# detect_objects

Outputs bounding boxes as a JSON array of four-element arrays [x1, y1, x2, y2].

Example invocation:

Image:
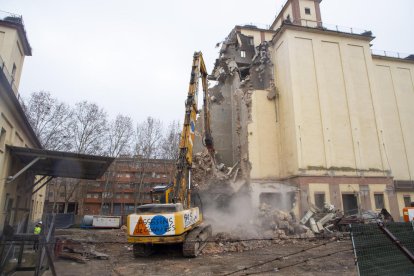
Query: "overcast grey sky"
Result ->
[[2, 0, 414, 124]]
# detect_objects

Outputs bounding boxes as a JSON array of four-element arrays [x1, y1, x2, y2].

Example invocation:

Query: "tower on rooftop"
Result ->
[[0, 11, 32, 94], [270, 0, 322, 30]]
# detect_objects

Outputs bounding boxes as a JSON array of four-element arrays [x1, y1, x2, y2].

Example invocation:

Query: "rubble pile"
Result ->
[[257, 203, 314, 239], [191, 151, 216, 190], [299, 203, 395, 235], [191, 150, 235, 192], [54, 228, 125, 263], [202, 232, 273, 254], [299, 203, 342, 234], [202, 203, 317, 254], [55, 238, 109, 263]]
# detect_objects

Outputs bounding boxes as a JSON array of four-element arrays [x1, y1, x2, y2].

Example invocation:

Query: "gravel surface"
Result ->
[[41, 229, 356, 276]]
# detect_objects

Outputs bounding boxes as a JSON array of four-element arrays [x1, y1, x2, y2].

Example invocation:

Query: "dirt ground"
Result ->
[[39, 229, 356, 276]]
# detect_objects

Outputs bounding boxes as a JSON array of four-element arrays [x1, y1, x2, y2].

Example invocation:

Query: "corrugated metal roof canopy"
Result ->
[[7, 145, 114, 180]]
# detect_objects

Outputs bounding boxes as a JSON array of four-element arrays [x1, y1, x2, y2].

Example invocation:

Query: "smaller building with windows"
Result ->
[[44, 156, 175, 217]]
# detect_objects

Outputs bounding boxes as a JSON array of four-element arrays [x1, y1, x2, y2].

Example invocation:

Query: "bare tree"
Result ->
[[106, 114, 134, 157], [99, 115, 134, 214], [58, 178, 82, 213], [159, 120, 181, 160], [21, 91, 72, 151], [48, 178, 81, 214], [69, 101, 108, 155], [135, 117, 163, 159], [134, 117, 163, 209]]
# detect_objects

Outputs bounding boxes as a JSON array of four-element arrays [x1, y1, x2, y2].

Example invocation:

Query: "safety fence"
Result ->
[[351, 222, 414, 276]]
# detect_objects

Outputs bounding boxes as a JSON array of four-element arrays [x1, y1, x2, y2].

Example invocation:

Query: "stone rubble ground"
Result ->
[[46, 228, 355, 276]]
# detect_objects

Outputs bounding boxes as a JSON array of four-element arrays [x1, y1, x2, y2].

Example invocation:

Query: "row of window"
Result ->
[[86, 192, 151, 200], [115, 172, 168, 179], [47, 182, 166, 195], [115, 162, 173, 169], [89, 182, 165, 190], [313, 192, 405, 210]]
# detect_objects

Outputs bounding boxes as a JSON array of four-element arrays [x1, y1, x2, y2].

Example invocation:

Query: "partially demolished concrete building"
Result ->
[[201, 0, 414, 220]]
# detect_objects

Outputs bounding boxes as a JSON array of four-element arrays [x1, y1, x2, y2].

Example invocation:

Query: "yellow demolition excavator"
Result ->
[[127, 52, 214, 257]]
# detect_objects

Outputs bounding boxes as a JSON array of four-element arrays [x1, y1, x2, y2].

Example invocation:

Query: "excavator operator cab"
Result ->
[[150, 184, 173, 204]]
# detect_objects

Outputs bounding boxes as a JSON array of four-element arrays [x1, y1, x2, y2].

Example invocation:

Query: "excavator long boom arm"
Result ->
[[172, 52, 213, 207]]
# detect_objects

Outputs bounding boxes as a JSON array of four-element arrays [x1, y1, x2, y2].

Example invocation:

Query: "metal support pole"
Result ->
[[31, 176, 54, 195], [30, 175, 47, 189], [7, 157, 42, 183], [377, 221, 414, 264], [25, 175, 47, 194]]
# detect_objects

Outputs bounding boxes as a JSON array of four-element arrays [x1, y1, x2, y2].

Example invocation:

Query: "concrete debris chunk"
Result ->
[[299, 203, 395, 234], [55, 238, 109, 263]]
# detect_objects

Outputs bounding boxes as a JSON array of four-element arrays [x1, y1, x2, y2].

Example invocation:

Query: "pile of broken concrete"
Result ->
[[192, 151, 216, 190], [192, 150, 236, 193], [299, 203, 342, 235], [202, 203, 316, 254], [257, 203, 314, 239]]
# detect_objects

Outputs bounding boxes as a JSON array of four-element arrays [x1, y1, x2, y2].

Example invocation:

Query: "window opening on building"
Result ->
[[4, 193, 9, 211], [374, 193, 385, 209], [0, 127, 6, 151], [403, 195, 411, 207], [11, 63, 16, 79], [248, 37, 254, 45], [314, 192, 325, 209], [305, 8, 311, 15], [342, 194, 358, 215], [259, 192, 295, 211], [240, 50, 246, 58]]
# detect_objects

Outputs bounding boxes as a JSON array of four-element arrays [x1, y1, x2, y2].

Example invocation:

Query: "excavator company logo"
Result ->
[[133, 216, 149, 236], [149, 215, 170, 235], [131, 215, 176, 236]]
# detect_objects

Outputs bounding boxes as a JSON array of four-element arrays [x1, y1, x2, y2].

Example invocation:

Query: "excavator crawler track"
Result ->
[[182, 224, 212, 257]]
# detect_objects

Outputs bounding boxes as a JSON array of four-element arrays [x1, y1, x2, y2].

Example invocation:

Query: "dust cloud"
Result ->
[[200, 185, 303, 239], [202, 191, 259, 237]]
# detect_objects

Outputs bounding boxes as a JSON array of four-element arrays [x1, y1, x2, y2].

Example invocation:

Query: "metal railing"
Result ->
[[240, 22, 271, 30], [299, 19, 372, 36], [0, 10, 23, 25], [371, 49, 414, 60]]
